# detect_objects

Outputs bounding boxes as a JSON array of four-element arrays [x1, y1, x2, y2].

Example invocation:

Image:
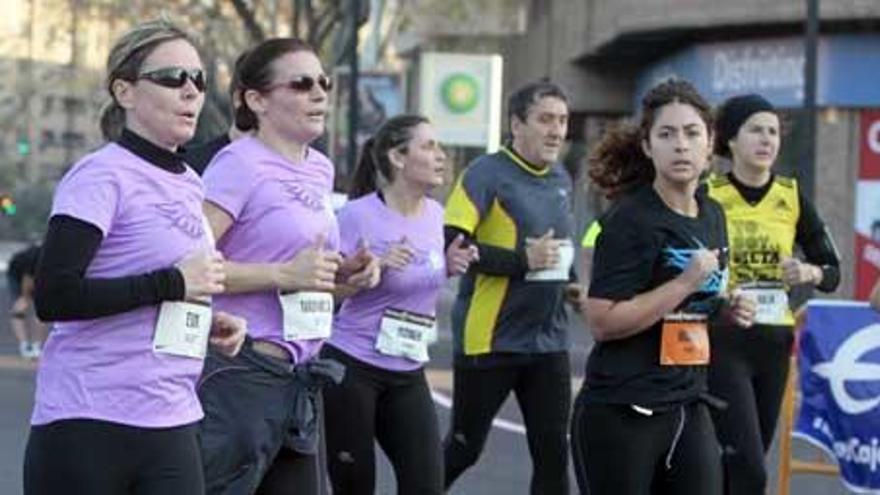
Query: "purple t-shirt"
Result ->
[[203, 136, 340, 363], [32, 143, 209, 428], [328, 193, 447, 371]]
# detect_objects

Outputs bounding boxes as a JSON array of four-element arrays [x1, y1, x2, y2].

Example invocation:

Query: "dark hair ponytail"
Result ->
[[349, 137, 380, 199], [589, 78, 713, 198], [348, 114, 429, 199], [99, 100, 127, 142]]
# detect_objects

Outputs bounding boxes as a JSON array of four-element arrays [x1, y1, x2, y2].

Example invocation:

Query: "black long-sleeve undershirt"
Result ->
[[34, 216, 185, 322], [443, 225, 578, 282], [34, 129, 189, 322], [727, 173, 840, 292]]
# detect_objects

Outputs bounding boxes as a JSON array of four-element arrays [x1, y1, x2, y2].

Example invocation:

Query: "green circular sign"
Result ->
[[440, 74, 480, 114]]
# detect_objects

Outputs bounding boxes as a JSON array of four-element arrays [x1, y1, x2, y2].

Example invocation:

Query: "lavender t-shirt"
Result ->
[[32, 143, 209, 428], [203, 136, 340, 363], [328, 193, 447, 371]]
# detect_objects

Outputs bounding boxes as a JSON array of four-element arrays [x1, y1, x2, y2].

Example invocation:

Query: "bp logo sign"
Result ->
[[440, 73, 479, 114], [418, 53, 502, 148]]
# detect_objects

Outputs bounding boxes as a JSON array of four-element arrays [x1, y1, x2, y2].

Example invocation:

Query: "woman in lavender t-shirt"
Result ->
[[198, 38, 380, 494], [321, 115, 478, 494], [23, 20, 246, 495]]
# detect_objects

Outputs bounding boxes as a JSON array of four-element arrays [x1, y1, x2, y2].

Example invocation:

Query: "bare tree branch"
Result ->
[[312, 2, 342, 47], [376, 6, 404, 65], [305, 0, 316, 34], [292, 0, 301, 38], [228, 0, 266, 42]]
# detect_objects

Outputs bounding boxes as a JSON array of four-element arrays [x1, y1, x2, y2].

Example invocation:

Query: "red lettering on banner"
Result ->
[[856, 111, 880, 299], [856, 234, 880, 300], [861, 111, 880, 180]]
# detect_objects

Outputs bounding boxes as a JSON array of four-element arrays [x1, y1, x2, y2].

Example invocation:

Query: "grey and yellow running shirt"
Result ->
[[445, 146, 574, 357]]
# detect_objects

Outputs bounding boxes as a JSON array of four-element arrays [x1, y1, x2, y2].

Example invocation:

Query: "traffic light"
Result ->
[[0, 195, 16, 216], [16, 137, 30, 156]]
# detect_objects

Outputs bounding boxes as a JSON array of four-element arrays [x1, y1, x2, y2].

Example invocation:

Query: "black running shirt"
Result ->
[[583, 184, 729, 407]]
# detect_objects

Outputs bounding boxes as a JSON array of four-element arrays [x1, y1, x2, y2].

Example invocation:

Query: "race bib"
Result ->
[[280, 291, 334, 341], [153, 215, 218, 359], [525, 239, 575, 282], [375, 308, 437, 363], [739, 282, 790, 325], [660, 313, 709, 366], [153, 300, 212, 359]]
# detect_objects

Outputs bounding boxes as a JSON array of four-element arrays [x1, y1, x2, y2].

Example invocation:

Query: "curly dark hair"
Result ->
[[589, 78, 713, 198]]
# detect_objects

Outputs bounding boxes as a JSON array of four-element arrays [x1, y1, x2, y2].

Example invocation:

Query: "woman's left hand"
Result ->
[[339, 245, 381, 290], [781, 257, 821, 286], [565, 283, 588, 314], [210, 311, 248, 357]]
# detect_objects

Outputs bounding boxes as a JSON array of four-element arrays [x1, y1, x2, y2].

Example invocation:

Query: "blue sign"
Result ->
[[637, 34, 880, 108], [794, 300, 880, 493]]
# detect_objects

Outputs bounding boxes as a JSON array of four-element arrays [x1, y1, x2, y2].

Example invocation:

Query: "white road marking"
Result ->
[[430, 389, 527, 435]]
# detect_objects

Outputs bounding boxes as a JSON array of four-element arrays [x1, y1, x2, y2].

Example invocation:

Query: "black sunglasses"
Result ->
[[138, 67, 206, 92], [268, 74, 333, 93]]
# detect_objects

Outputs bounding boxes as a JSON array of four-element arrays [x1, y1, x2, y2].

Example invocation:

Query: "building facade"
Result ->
[[403, 0, 880, 299]]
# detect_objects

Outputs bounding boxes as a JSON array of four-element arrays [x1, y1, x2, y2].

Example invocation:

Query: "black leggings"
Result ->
[[444, 352, 572, 494], [570, 398, 722, 495], [708, 323, 793, 495], [321, 345, 443, 495], [23, 419, 203, 495]]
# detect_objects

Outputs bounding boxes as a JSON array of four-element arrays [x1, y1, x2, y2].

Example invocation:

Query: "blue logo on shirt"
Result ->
[[662, 241, 728, 295]]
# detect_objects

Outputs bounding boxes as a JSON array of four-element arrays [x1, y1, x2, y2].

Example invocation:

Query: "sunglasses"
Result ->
[[137, 67, 207, 92], [267, 74, 333, 93]]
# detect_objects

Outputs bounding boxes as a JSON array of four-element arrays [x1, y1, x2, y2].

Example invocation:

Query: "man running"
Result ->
[[443, 80, 577, 494], [6, 244, 45, 359]]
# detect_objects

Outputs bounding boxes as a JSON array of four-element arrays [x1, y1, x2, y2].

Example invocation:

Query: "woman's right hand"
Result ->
[[273, 235, 342, 292], [679, 249, 719, 291], [177, 249, 226, 300], [726, 291, 757, 328], [381, 237, 416, 270]]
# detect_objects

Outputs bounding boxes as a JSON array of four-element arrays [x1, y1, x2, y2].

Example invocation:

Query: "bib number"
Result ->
[[375, 308, 436, 363], [525, 239, 574, 282], [153, 300, 212, 359], [280, 291, 334, 341], [739, 283, 789, 325], [660, 313, 709, 366]]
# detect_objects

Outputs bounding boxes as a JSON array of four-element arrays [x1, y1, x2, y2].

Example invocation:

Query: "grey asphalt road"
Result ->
[[0, 278, 851, 494]]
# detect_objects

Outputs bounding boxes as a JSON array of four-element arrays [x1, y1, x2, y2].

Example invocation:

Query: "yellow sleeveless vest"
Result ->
[[708, 175, 800, 325]]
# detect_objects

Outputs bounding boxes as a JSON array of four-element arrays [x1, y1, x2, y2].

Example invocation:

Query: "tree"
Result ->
[[19, 0, 374, 138]]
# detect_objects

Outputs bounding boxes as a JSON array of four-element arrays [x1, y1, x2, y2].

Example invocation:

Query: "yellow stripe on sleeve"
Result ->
[[444, 174, 481, 234]]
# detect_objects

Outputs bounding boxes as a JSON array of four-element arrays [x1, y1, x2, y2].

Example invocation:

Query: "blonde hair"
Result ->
[[100, 18, 199, 141]]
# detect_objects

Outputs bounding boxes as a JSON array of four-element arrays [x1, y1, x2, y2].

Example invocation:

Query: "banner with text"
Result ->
[[794, 300, 880, 493]]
